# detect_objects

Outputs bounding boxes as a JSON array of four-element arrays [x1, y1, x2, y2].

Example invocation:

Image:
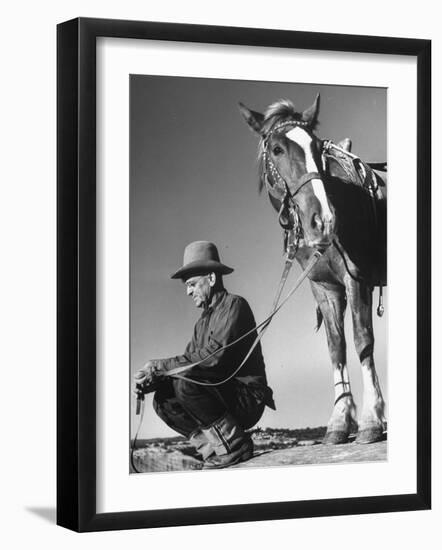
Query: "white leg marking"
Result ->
[[286, 127, 333, 222], [360, 359, 386, 427]]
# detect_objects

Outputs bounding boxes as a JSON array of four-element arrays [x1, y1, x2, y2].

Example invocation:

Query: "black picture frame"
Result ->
[[57, 17, 431, 532]]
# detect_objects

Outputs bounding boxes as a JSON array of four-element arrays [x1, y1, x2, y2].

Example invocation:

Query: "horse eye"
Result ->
[[272, 145, 284, 156]]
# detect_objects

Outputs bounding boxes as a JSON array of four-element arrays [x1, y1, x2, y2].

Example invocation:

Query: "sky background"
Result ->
[[130, 75, 387, 439]]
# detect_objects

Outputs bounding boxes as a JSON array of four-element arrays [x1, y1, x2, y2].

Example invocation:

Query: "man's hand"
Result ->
[[133, 359, 166, 395]]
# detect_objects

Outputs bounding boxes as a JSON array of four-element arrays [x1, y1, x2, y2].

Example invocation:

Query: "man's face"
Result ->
[[185, 274, 213, 308]]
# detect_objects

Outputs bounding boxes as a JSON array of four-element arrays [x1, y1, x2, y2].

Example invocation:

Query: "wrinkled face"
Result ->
[[268, 126, 335, 249], [184, 274, 214, 308]]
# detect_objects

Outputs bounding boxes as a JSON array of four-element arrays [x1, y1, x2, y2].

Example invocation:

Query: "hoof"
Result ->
[[322, 430, 349, 445], [355, 427, 385, 444]]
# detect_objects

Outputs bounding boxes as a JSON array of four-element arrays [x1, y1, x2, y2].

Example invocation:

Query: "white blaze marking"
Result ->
[[285, 127, 333, 222]]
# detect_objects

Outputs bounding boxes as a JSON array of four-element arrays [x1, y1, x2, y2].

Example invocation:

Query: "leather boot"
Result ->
[[188, 430, 215, 461], [201, 413, 254, 469]]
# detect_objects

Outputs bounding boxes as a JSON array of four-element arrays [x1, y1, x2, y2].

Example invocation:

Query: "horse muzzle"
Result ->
[[312, 240, 332, 253], [303, 211, 334, 252]]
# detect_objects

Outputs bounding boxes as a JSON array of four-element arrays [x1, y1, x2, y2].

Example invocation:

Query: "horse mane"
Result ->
[[257, 99, 319, 193]]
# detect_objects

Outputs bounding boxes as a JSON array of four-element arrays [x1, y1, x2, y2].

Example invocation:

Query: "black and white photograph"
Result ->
[[0, 0, 437, 543], [130, 76, 388, 474]]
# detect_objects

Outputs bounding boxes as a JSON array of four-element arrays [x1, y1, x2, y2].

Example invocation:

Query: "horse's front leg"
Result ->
[[310, 281, 357, 445], [346, 278, 386, 444]]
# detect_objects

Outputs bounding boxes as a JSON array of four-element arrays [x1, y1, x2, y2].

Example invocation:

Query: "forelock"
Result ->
[[262, 100, 302, 133]]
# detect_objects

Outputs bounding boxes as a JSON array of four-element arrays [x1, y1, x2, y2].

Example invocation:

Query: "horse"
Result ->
[[239, 94, 387, 444]]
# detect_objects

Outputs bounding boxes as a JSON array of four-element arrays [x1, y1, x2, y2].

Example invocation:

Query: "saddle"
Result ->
[[323, 139, 386, 201], [323, 139, 387, 288]]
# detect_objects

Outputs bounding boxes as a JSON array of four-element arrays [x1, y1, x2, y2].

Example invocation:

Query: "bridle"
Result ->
[[262, 119, 325, 251], [262, 120, 323, 199]]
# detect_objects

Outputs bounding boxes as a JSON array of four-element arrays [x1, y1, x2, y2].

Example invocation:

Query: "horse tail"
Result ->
[[315, 306, 323, 332]]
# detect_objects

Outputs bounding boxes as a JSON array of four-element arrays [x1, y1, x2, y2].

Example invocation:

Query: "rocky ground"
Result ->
[[232, 440, 387, 469], [131, 430, 387, 473]]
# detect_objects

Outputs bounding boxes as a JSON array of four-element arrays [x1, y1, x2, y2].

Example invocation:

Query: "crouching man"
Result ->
[[134, 241, 275, 469]]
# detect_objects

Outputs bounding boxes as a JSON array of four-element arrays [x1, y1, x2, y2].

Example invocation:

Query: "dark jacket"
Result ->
[[162, 290, 275, 410]]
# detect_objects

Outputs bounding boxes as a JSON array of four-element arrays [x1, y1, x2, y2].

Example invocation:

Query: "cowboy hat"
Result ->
[[171, 241, 234, 280]]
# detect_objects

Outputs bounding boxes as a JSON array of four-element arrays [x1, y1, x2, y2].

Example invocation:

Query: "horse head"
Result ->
[[239, 94, 335, 251]]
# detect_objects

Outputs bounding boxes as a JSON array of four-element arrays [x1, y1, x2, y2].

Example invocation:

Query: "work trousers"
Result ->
[[153, 377, 265, 436]]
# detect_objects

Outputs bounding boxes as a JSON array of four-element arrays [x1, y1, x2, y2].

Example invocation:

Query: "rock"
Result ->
[[232, 440, 387, 468], [132, 448, 203, 473]]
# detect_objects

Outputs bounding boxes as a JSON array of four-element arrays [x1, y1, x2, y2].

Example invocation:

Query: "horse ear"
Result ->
[[238, 102, 265, 135], [302, 93, 320, 126]]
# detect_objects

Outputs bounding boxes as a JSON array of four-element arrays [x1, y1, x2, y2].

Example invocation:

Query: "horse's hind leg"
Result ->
[[346, 279, 386, 444], [310, 281, 357, 445]]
